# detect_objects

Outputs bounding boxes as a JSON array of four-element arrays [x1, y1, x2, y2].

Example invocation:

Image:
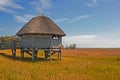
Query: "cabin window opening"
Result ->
[[52, 35, 59, 40]]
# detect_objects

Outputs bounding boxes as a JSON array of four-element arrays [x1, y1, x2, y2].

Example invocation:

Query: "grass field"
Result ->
[[0, 48, 120, 80]]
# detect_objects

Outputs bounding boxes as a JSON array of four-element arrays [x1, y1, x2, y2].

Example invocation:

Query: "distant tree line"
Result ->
[[0, 36, 21, 49], [65, 44, 76, 49], [0, 36, 21, 43], [0, 36, 14, 43]]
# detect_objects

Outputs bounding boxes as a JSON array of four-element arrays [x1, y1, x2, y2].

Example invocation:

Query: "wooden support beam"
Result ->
[[12, 49, 16, 58], [44, 50, 47, 60], [49, 49, 52, 61], [32, 49, 38, 61], [11, 40, 16, 58], [32, 49, 35, 61], [58, 51, 62, 60], [58, 52, 60, 60], [34, 50, 38, 61], [44, 50, 50, 60], [59, 49, 62, 60], [21, 49, 24, 59]]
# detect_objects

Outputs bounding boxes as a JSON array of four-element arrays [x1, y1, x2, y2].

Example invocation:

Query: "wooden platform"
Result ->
[[11, 40, 62, 61], [0, 39, 62, 61]]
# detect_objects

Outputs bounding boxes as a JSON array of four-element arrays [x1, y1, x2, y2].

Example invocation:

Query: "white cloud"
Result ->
[[85, 0, 97, 7], [54, 18, 70, 23], [66, 15, 91, 23], [0, 0, 22, 9], [63, 35, 120, 48], [0, 6, 14, 13], [0, 0, 23, 13], [92, 0, 97, 4], [31, 0, 52, 13], [41, 0, 52, 9], [14, 15, 35, 23], [85, 0, 113, 7], [54, 15, 90, 24]]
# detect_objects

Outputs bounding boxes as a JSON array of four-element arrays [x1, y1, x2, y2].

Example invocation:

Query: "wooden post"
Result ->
[[58, 51, 60, 60], [12, 40, 16, 58], [32, 49, 38, 61], [49, 35, 52, 61], [12, 49, 16, 58], [44, 50, 47, 60], [32, 49, 35, 61], [34, 49, 38, 61], [49, 49, 52, 61], [21, 48, 24, 59], [59, 48, 62, 60], [58, 45, 62, 60], [44, 50, 50, 60], [58, 51, 62, 60], [60, 38, 62, 60]]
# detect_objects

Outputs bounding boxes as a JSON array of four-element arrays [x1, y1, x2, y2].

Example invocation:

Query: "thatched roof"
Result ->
[[16, 14, 66, 36]]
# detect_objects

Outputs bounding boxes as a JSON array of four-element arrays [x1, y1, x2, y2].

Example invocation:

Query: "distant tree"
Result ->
[[0, 35, 21, 43], [5, 36, 14, 43], [65, 45, 69, 49], [0, 36, 5, 43], [70, 44, 73, 49], [65, 44, 76, 49], [73, 44, 76, 49], [14, 36, 21, 42]]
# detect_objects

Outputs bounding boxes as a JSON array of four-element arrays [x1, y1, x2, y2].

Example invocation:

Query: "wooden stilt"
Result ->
[[44, 50, 47, 60], [58, 52, 60, 60], [32, 49, 35, 61], [59, 49, 62, 60], [32, 49, 38, 61], [11, 40, 16, 58], [34, 49, 38, 61], [21, 49, 24, 59], [44, 50, 50, 60], [12, 49, 16, 58], [49, 49, 52, 60]]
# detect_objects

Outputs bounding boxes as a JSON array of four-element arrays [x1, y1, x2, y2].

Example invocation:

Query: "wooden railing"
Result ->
[[0, 41, 62, 61], [0, 41, 21, 50], [0, 42, 11, 50]]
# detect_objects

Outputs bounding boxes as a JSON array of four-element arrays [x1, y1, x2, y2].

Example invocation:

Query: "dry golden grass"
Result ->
[[0, 48, 120, 80]]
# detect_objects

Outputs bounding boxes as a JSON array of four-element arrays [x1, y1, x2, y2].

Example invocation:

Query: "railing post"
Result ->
[[11, 40, 16, 58], [20, 47, 24, 59], [32, 48, 38, 61]]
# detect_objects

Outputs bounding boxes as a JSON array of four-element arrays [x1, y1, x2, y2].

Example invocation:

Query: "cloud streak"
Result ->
[[54, 15, 90, 24], [54, 18, 70, 23], [85, 0, 113, 7], [85, 0, 97, 7], [14, 15, 35, 23], [0, 0, 23, 13], [31, 0, 52, 13], [66, 15, 91, 23]]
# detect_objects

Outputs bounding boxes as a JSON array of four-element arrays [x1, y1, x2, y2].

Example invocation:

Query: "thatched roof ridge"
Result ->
[[16, 15, 66, 36]]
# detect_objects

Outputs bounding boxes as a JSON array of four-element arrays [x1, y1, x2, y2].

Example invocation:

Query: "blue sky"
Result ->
[[0, 0, 120, 48]]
